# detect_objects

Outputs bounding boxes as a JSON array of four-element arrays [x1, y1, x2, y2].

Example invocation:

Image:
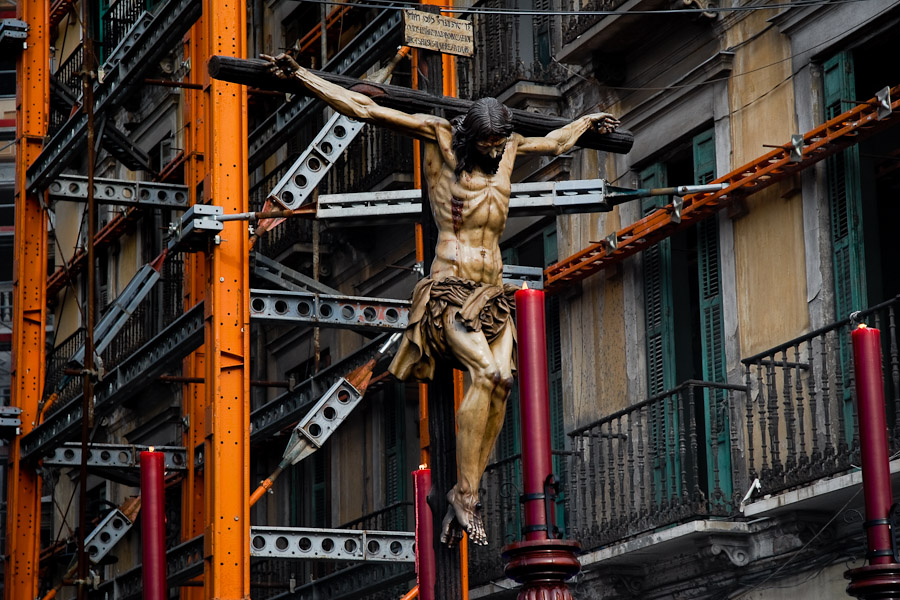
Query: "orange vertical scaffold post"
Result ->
[[201, 0, 250, 597], [181, 11, 209, 600], [5, 1, 48, 599]]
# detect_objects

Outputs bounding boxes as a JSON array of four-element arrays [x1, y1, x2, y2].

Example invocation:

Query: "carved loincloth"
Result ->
[[389, 276, 519, 382]]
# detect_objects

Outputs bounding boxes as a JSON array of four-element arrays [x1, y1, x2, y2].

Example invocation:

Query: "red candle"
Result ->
[[140, 448, 167, 599], [852, 324, 894, 565], [413, 466, 435, 600], [515, 285, 553, 541]]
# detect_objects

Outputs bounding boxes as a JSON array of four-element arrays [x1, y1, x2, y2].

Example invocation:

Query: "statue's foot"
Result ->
[[444, 487, 488, 546], [440, 507, 465, 547]]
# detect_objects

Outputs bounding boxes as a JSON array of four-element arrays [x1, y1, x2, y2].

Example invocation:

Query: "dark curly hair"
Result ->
[[451, 97, 514, 176]]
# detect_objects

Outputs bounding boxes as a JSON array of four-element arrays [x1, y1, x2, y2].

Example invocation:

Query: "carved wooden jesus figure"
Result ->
[[263, 53, 619, 546]]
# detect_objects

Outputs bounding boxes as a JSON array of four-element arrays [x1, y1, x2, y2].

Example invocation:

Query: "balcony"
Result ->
[[469, 294, 900, 588], [457, 1, 566, 104]]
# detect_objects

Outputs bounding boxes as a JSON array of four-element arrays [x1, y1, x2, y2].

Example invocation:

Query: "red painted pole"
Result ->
[[414, 466, 436, 600], [514, 286, 553, 541], [140, 449, 167, 600], [852, 324, 894, 565], [503, 286, 580, 600]]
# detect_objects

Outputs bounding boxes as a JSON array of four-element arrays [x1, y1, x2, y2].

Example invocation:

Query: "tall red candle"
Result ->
[[515, 285, 553, 541], [413, 466, 435, 600], [852, 324, 894, 565], [140, 449, 167, 599]]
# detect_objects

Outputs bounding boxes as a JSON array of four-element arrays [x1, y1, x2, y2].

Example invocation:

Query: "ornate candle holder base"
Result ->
[[846, 563, 900, 599], [503, 538, 581, 600]]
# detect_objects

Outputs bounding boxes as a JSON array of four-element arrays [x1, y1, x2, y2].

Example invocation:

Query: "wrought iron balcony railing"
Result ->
[[457, 1, 566, 101], [562, 0, 630, 46], [741, 294, 900, 496]]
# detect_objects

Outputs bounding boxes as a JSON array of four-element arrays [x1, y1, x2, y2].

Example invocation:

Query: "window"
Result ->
[[640, 127, 730, 503]]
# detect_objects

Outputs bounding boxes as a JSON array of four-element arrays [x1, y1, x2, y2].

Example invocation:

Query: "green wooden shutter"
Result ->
[[693, 129, 732, 504], [641, 163, 677, 395], [824, 51, 865, 443], [641, 163, 680, 501], [384, 385, 407, 528]]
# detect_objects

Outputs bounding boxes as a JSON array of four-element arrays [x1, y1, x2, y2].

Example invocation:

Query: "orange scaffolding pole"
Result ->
[[180, 11, 209, 600], [6, 0, 49, 598], [545, 83, 900, 292], [202, 0, 250, 597]]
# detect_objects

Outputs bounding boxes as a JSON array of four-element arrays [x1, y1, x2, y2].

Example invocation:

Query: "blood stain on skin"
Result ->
[[452, 196, 465, 236]]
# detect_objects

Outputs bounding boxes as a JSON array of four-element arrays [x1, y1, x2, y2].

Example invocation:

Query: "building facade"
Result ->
[[4, 0, 900, 598]]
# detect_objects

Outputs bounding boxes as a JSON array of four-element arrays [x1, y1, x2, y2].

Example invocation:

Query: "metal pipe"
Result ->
[[78, 0, 97, 594]]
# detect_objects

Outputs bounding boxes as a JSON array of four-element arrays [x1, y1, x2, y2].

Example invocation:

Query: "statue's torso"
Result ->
[[423, 140, 517, 286]]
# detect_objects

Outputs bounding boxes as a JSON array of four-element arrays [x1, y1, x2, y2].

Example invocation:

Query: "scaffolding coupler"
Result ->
[[0, 18, 27, 51], [167, 204, 224, 252]]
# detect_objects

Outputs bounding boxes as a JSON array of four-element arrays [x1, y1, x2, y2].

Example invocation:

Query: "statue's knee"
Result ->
[[503, 375, 514, 391]]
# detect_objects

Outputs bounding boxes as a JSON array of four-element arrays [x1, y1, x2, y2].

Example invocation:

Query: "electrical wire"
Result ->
[[292, 0, 879, 16], [725, 486, 863, 600]]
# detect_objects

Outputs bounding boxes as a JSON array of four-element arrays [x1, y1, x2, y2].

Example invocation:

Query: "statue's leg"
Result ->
[[476, 324, 515, 479], [439, 309, 506, 546]]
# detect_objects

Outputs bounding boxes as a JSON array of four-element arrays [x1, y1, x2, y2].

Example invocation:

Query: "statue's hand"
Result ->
[[260, 53, 302, 79], [588, 112, 621, 135]]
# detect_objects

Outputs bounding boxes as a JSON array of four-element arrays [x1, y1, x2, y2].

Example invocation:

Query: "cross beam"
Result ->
[[207, 56, 634, 154]]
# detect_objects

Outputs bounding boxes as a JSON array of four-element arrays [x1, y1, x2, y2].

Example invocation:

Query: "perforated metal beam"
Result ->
[[250, 333, 392, 444], [84, 508, 134, 564], [21, 302, 205, 462], [25, 0, 201, 192], [43, 443, 187, 471], [249, 527, 414, 562], [248, 10, 402, 168], [249, 289, 409, 332]]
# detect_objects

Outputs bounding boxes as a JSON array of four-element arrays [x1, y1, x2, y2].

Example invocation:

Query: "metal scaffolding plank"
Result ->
[[21, 302, 205, 462], [25, 0, 201, 192], [48, 175, 190, 209], [315, 179, 643, 224], [250, 333, 392, 444], [544, 83, 900, 291], [249, 527, 414, 562], [250, 289, 409, 331], [252, 252, 340, 295], [248, 9, 402, 168]]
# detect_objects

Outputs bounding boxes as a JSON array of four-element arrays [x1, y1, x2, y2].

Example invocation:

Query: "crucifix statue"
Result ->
[[262, 52, 620, 546]]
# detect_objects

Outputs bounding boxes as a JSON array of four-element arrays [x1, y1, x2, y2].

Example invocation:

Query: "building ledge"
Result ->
[[742, 458, 900, 518], [496, 82, 563, 108], [556, 0, 668, 64], [471, 519, 751, 598]]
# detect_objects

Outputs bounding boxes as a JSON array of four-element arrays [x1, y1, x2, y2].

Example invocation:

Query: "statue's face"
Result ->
[[471, 135, 508, 174], [475, 135, 508, 160]]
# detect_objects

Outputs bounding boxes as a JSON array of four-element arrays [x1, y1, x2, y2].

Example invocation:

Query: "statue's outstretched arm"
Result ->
[[515, 113, 621, 156], [262, 53, 449, 142]]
